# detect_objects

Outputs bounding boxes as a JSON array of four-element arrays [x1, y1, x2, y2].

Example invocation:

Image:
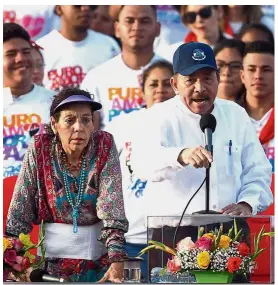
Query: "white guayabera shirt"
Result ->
[[131, 96, 273, 218]]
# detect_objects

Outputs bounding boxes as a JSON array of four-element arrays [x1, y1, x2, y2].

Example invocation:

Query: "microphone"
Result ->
[[30, 269, 66, 282], [199, 114, 217, 155], [193, 113, 219, 215]]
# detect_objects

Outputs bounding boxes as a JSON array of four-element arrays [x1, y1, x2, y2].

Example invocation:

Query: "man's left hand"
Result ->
[[221, 202, 252, 216]]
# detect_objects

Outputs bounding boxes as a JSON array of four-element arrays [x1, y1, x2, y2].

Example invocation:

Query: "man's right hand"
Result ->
[[177, 146, 213, 169]]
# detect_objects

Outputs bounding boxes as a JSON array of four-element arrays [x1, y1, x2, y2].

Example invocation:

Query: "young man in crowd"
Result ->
[[3, 23, 55, 178], [81, 5, 165, 129], [214, 39, 245, 102], [37, 5, 120, 91], [240, 41, 274, 215]]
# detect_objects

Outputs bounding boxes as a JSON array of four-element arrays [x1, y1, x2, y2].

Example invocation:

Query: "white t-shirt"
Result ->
[[3, 5, 60, 41], [81, 53, 166, 128], [37, 30, 121, 91], [250, 108, 274, 174], [105, 109, 148, 244], [3, 85, 55, 178]]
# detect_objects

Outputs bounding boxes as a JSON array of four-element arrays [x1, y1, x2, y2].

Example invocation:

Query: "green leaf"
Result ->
[[234, 218, 238, 237], [255, 226, 265, 252], [227, 226, 234, 238], [159, 267, 167, 276], [233, 229, 242, 242], [263, 232, 275, 237], [252, 248, 265, 260], [138, 245, 156, 256], [198, 226, 204, 239], [214, 225, 223, 249]]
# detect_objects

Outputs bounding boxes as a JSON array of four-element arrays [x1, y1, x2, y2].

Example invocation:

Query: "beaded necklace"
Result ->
[[62, 151, 87, 233], [51, 139, 87, 234]]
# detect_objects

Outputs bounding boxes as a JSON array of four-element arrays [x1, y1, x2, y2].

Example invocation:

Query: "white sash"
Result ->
[[37, 222, 107, 260]]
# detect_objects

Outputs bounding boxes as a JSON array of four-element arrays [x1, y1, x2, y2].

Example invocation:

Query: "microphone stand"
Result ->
[[193, 145, 219, 215]]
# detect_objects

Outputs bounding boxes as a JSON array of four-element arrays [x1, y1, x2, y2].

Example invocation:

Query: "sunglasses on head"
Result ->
[[183, 6, 212, 24]]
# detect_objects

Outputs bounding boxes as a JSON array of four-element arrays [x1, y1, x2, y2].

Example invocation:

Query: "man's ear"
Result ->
[[155, 22, 161, 38], [55, 5, 62, 17], [114, 21, 120, 39], [50, 117, 57, 134], [240, 69, 245, 85], [170, 75, 179, 95]]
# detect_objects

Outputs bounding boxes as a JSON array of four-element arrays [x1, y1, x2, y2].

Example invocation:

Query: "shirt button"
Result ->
[[213, 205, 217, 209]]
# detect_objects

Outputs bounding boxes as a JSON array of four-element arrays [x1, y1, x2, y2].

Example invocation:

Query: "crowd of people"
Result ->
[[3, 5, 274, 282]]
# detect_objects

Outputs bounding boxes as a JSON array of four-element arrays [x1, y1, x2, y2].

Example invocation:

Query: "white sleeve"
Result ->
[[237, 115, 273, 215], [131, 110, 186, 181], [104, 117, 125, 154]]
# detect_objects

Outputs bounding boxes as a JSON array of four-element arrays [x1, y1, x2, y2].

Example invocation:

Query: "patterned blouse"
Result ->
[[6, 128, 129, 264]]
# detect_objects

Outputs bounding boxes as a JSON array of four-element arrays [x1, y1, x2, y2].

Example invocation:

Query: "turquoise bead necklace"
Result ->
[[61, 152, 87, 233]]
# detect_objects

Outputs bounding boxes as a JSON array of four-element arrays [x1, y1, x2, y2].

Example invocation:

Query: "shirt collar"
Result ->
[[3, 87, 14, 106]]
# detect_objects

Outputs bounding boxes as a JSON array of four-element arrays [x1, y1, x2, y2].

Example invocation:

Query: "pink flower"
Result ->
[[176, 237, 196, 251], [195, 237, 213, 251], [4, 250, 17, 266], [167, 256, 182, 273], [11, 238, 24, 251]]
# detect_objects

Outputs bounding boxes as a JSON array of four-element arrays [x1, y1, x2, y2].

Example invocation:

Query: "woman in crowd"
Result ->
[[222, 5, 274, 36], [105, 60, 175, 281], [180, 5, 231, 48], [6, 87, 128, 282], [31, 41, 45, 86], [214, 39, 245, 102], [237, 23, 274, 44]]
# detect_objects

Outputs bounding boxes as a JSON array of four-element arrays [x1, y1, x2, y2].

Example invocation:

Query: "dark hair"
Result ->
[[142, 61, 173, 92], [223, 6, 262, 25], [214, 39, 245, 57], [50, 87, 94, 120], [3, 22, 31, 43], [243, 40, 274, 58], [117, 5, 157, 20], [237, 23, 274, 44]]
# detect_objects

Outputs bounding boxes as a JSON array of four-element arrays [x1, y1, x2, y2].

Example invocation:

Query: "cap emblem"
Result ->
[[192, 49, 206, 61]]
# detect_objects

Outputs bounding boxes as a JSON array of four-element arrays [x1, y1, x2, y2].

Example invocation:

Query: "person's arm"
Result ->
[[6, 139, 38, 236], [131, 111, 212, 181], [96, 134, 128, 263], [236, 115, 273, 215]]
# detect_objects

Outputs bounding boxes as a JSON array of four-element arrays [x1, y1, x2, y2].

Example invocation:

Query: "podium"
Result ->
[[147, 215, 274, 283]]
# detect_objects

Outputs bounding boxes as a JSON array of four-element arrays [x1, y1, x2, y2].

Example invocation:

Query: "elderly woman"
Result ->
[[6, 87, 129, 282]]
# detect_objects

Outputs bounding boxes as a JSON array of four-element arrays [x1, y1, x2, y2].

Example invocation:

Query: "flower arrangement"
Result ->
[[139, 219, 274, 283], [3, 222, 46, 281]]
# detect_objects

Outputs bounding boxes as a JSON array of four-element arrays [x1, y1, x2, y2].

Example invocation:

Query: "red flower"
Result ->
[[195, 237, 213, 251], [227, 257, 242, 273], [4, 250, 17, 266], [11, 238, 24, 251], [167, 257, 181, 273], [237, 242, 250, 257]]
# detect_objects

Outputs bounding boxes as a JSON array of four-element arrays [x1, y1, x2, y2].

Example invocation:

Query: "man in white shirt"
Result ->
[[3, 23, 55, 178], [81, 5, 165, 129], [240, 41, 274, 215], [131, 42, 273, 219], [37, 5, 120, 91]]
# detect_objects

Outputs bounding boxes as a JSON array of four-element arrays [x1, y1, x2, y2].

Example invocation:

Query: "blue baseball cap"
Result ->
[[173, 42, 218, 76]]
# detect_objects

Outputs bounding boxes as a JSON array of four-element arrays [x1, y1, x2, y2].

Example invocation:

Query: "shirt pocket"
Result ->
[[224, 145, 242, 176]]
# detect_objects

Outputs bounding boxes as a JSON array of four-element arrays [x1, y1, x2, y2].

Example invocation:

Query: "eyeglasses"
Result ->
[[216, 61, 242, 73], [183, 6, 212, 24]]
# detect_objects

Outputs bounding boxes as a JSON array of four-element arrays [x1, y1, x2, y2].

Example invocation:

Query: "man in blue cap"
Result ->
[[131, 41, 272, 217]]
